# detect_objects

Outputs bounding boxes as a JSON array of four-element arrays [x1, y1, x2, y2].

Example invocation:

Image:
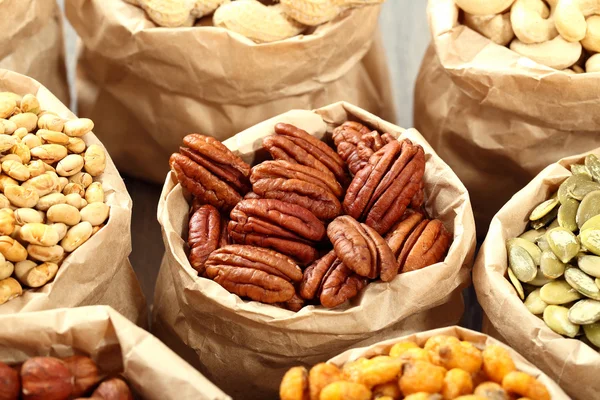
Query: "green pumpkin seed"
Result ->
[[540, 251, 566, 279], [530, 198, 559, 221], [597, 278, 600, 290], [547, 228, 581, 263], [507, 238, 542, 265], [536, 236, 551, 252], [576, 190, 600, 229], [558, 198, 579, 232], [568, 299, 600, 324], [540, 280, 583, 304], [568, 179, 600, 201], [543, 305, 580, 337], [519, 228, 546, 243], [571, 163, 593, 179], [508, 245, 537, 283], [584, 323, 600, 347], [564, 267, 600, 300], [559, 176, 582, 204], [580, 229, 600, 256], [524, 289, 548, 315], [529, 268, 553, 286], [581, 214, 600, 232], [531, 207, 558, 230], [507, 268, 525, 300], [578, 255, 600, 278], [548, 218, 561, 230], [585, 154, 600, 182]]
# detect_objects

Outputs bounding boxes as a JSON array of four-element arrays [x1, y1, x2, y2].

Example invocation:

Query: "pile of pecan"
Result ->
[[169, 121, 452, 310]]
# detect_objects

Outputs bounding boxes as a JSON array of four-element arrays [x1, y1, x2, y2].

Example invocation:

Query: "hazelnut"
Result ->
[[63, 356, 100, 397], [0, 361, 19, 400], [21, 357, 73, 400], [92, 378, 132, 400]]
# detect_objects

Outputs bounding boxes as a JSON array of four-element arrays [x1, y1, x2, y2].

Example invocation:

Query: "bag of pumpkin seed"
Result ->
[[65, 0, 396, 183], [0, 0, 69, 105], [474, 149, 600, 400]]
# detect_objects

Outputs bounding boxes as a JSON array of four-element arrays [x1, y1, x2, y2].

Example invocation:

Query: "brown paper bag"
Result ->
[[153, 102, 476, 399], [413, 0, 600, 238], [65, 0, 396, 184], [328, 326, 570, 399], [474, 149, 600, 400], [0, 69, 146, 325], [0, 306, 231, 400], [0, 0, 69, 105]]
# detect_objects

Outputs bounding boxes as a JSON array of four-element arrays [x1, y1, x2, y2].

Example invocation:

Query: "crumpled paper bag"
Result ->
[[0, 69, 145, 326], [153, 102, 476, 399], [0, 306, 230, 400], [474, 149, 600, 400], [413, 0, 600, 237], [65, 0, 396, 183]]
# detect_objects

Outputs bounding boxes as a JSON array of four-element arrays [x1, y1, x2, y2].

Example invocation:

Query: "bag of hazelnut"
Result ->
[[0, 0, 69, 105], [0, 69, 146, 325], [153, 102, 476, 399], [0, 305, 231, 400], [65, 0, 396, 184], [414, 0, 600, 238], [474, 149, 600, 399]]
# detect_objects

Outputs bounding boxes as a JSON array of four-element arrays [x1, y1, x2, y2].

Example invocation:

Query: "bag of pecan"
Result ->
[[474, 149, 600, 399], [0, 69, 145, 325], [0, 0, 69, 105], [65, 0, 395, 184], [414, 0, 600, 238], [153, 102, 476, 399], [0, 305, 231, 400]]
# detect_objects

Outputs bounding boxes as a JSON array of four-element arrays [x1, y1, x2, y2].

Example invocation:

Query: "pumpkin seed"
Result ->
[[529, 269, 553, 286], [507, 238, 542, 265], [581, 214, 600, 232], [584, 323, 600, 347], [558, 198, 579, 232], [530, 198, 559, 221], [571, 163, 593, 179], [508, 245, 537, 282], [537, 236, 551, 252], [559, 175, 581, 204], [585, 154, 600, 182], [543, 305, 580, 337], [540, 280, 583, 304], [597, 278, 600, 290], [507, 268, 525, 300], [547, 218, 561, 230], [540, 251, 566, 279], [568, 179, 600, 201], [578, 255, 600, 278], [580, 229, 600, 256], [519, 228, 546, 243], [531, 207, 558, 230], [564, 267, 600, 300], [547, 228, 580, 263], [524, 289, 548, 315], [576, 190, 600, 230], [568, 299, 600, 324]]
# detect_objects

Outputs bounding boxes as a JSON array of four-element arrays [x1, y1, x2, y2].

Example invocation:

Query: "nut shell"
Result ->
[[21, 357, 73, 400]]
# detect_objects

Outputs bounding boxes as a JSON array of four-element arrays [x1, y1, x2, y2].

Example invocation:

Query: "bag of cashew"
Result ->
[[414, 0, 600, 237], [0, 0, 69, 105], [65, 0, 396, 184], [0, 69, 146, 324], [153, 102, 476, 399], [0, 306, 231, 400], [474, 149, 600, 399]]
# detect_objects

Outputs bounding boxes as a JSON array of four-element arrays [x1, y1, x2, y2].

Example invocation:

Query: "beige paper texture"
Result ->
[[153, 102, 476, 399], [0, 306, 231, 400], [328, 326, 570, 399], [474, 149, 600, 400], [65, 0, 396, 183], [0, 0, 69, 105], [0, 69, 145, 325], [413, 0, 600, 238]]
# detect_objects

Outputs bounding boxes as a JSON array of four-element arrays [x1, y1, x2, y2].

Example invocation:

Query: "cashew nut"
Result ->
[[455, 0, 516, 15], [581, 15, 600, 51], [14, 260, 58, 288], [14, 208, 45, 225], [47, 204, 81, 226], [4, 185, 39, 208], [30, 144, 68, 164], [511, 0, 558, 43], [63, 183, 85, 197], [0, 209, 15, 236], [63, 118, 94, 137], [464, 12, 515, 46], [27, 244, 64, 263], [56, 154, 84, 177], [586, 52, 600, 71], [9, 113, 38, 133], [0, 253, 13, 280], [19, 223, 60, 246], [80, 203, 110, 226], [37, 113, 65, 132], [2, 160, 30, 182], [36, 193, 66, 211], [36, 129, 70, 145], [510, 35, 582, 69], [22, 134, 42, 150], [84, 182, 104, 204], [66, 137, 86, 154], [554, 0, 600, 41], [61, 222, 93, 252], [65, 193, 88, 210], [83, 145, 106, 177], [0, 236, 28, 262], [69, 172, 93, 188], [0, 277, 22, 305]]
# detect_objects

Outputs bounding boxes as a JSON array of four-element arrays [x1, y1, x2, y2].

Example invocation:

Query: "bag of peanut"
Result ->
[[414, 0, 600, 237], [474, 149, 600, 399], [0, 305, 231, 400], [153, 102, 476, 399], [65, 0, 396, 184], [0, 0, 69, 105], [0, 69, 145, 325]]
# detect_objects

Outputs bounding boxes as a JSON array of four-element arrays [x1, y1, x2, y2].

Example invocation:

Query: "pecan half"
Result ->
[[299, 250, 337, 300], [403, 220, 451, 273], [188, 204, 221, 275], [320, 260, 368, 309], [263, 135, 335, 180], [252, 178, 341, 221], [385, 210, 425, 257], [251, 160, 343, 198], [362, 223, 398, 282], [327, 216, 375, 278], [277, 292, 306, 312], [397, 219, 429, 269], [183, 134, 251, 177]]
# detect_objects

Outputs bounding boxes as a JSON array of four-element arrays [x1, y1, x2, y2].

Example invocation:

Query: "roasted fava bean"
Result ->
[[22, 133, 42, 149], [36, 129, 70, 145], [0, 236, 27, 262], [20, 94, 40, 114], [69, 171, 93, 188], [61, 221, 93, 252], [37, 113, 65, 132], [85, 182, 104, 203], [56, 154, 84, 177], [65, 193, 87, 209], [49, 223, 68, 241], [22, 173, 55, 197], [14, 208, 44, 224], [2, 160, 29, 181], [26, 159, 46, 178], [19, 223, 60, 246], [36, 193, 66, 211], [67, 137, 86, 154], [403, 394, 443, 400], [0, 208, 15, 235], [14, 260, 58, 288], [4, 185, 39, 208], [63, 182, 85, 197], [47, 204, 81, 226], [10, 143, 31, 164], [63, 117, 94, 137], [9, 112, 37, 132], [0, 194, 9, 209], [84, 144, 106, 177], [30, 143, 68, 164], [0, 277, 22, 305], [0, 253, 13, 280], [27, 244, 64, 263]]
